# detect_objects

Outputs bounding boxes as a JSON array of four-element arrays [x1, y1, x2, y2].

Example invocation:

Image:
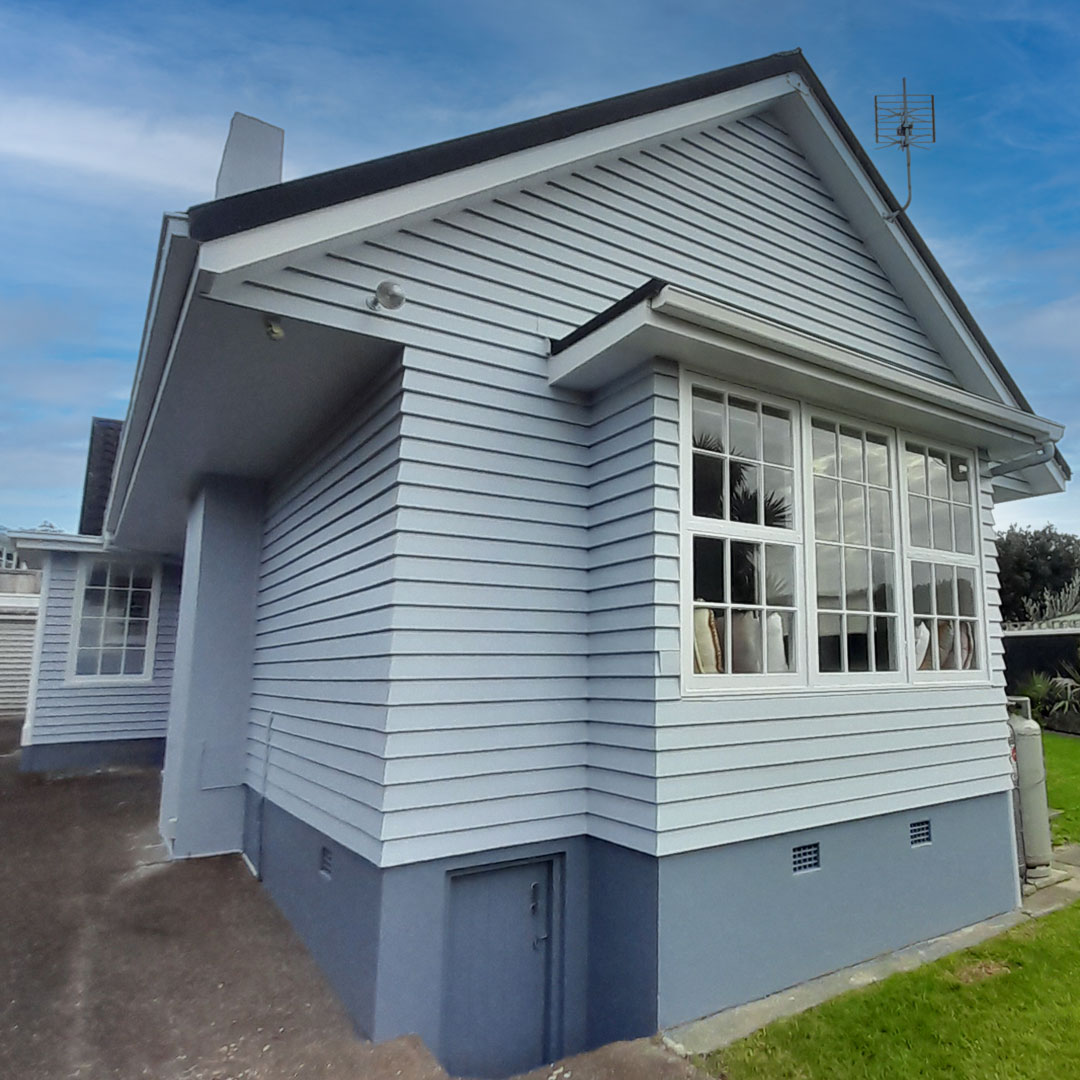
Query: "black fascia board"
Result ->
[[186, 50, 804, 244], [550, 278, 668, 356]]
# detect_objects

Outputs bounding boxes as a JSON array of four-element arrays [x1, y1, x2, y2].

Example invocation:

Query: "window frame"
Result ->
[[65, 556, 161, 687], [896, 436, 988, 684], [682, 375, 807, 692], [680, 368, 992, 696]]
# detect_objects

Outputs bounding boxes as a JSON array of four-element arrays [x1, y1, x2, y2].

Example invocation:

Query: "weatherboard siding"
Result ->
[[222, 107, 1014, 867], [246, 360, 404, 864], [0, 613, 36, 717], [237, 110, 951, 385], [27, 552, 178, 744]]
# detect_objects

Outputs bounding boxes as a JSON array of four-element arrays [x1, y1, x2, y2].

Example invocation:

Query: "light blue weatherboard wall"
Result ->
[[22, 550, 179, 770]]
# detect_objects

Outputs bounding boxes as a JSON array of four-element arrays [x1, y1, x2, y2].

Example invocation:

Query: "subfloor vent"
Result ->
[[319, 846, 333, 879], [910, 819, 932, 847], [792, 842, 820, 873]]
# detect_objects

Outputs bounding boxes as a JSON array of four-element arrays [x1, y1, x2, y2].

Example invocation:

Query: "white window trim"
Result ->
[[64, 556, 161, 687], [679, 368, 992, 696], [896, 436, 989, 685]]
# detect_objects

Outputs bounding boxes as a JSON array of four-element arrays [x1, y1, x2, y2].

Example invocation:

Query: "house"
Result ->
[[18, 50, 1069, 1077], [10, 418, 181, 770]]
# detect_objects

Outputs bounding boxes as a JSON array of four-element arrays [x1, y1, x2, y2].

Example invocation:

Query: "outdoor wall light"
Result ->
[[367, 280, 406, 312], [265, 318, 285, 342]]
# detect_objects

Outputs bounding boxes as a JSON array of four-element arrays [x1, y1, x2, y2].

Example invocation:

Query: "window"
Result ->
[[690, 387, 800, 680], [70, 560, 158, 680], [903, 443, 980, 674], [810, 418, 899, 676], [682, 374, 985, 688]]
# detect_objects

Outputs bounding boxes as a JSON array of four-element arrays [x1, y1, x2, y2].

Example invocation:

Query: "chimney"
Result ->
[[214, 113, 284, 199]]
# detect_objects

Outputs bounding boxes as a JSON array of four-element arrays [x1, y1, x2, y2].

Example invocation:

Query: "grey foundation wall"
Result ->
[[656, 791, 1018, 1027]]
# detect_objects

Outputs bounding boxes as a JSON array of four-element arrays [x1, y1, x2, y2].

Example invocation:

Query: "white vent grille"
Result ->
[[910, 820, 932, 847], [792, 842, 820, 873], [319, 846, 333, 879]]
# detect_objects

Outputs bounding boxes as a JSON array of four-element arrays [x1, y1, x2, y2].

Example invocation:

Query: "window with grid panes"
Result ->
[[72, 560, 157, 678], [690, 386, 799, 677], [809, 419, 899, 674], [904, 445, 980, 672]]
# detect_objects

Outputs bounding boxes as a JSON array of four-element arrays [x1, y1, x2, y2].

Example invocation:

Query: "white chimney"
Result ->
[[215, 112, 284, 199]]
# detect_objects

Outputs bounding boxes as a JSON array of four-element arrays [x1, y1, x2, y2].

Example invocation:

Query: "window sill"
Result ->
[[63, 674, 156, 689], [679, 677, 994, 700]]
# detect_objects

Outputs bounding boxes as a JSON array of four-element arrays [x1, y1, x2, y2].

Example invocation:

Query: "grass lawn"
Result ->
[[1044, 730, 1080, 845], [700, 901, 1080, 1080]]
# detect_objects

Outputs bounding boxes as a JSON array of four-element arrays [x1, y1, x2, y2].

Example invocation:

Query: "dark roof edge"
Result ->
[[186, 51, 804, 243], [550, 278, 668, 355]]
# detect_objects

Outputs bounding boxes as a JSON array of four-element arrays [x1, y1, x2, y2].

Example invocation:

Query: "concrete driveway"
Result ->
[[0, 723, 694, 1080]]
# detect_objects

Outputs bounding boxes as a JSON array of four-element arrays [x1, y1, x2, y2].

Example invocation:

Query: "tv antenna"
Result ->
[[874, 78, 935, 222]]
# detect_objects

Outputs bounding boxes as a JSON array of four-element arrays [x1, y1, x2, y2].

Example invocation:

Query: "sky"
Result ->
[[0, 0, 1077, 535]]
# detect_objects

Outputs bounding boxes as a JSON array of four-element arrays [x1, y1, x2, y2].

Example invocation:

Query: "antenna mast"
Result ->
[[874, 78, 936, 221]]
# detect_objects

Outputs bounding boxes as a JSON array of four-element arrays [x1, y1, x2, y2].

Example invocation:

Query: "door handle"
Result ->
[[532, 933, 549, 950]]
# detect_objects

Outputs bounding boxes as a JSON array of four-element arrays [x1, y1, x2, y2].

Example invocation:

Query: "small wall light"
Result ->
[[265, 318, 285, 342], [367, 280, 406, 312]]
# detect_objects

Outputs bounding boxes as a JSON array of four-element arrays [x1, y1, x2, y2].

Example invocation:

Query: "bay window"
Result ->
[[684, 373, 985, 688]]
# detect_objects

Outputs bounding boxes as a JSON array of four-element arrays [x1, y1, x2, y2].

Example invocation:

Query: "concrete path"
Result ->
[[0, 723, 690, 1080], [667, 853, 1080, 1056]]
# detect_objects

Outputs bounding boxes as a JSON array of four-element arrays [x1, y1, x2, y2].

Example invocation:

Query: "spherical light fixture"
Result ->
[[367, 280, 406, 312]]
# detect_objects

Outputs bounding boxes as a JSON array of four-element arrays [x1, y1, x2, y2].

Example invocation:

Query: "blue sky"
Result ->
[[0, 0, 1077, 534]]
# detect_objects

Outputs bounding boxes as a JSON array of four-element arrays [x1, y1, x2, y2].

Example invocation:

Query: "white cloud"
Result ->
[[0, 95, 221, 196]]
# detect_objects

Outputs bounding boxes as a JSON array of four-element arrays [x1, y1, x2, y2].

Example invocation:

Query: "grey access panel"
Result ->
[[442, 857, 560, 1078]]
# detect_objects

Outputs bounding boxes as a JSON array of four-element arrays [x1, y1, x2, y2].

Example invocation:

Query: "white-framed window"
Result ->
[[900, 443, 983, 676], [681, 370, 987, 691], [68, 559, 159, 682]]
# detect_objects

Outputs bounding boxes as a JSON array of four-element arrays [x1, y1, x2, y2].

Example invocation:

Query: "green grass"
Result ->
[[700, 902, 1080, 1080], [1044, 730, 1080, 845]]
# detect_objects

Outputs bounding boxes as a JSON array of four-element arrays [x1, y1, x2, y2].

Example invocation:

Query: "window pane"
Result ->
[[728, 398, 760, 460], [909, 495, 931, 547], [956, 568, 977, 617], [874, 617, 898, 671], [765, 545, 796, 607], [129, 590, 153, 621], [911, 561, 933, 615], [906, 445, 927, 493], [816, 545, 842, 609], [692, 453, 726, 519], [842, 483, 867, 545], [692, 389, 726, 451], [931, 500, 952, 550], [106, 591, 127, 618], [812, 420, 837, 476], [132, 565, 154, 590], [762, 466, 793, 529], [935, 565, 956, 615], [123, 650, 146, 676], [83, 588, 106, 616], [103, 618, 126, 647], [914, 618, 934, 669], [871, 552, 895, 612], [957, 621, 977, 670], [845, 548, 870, 611], [814, 477, 840, 541], [866, 434, 889, 487], [76, 650, 98, 675], [78, 618, 102, 649], [766, 611, 794, 673], [839, 427, 864, 481], [868, 489, 892, 548], [693, 607, 725, 674], [818, 614, 843, 672], [936, 620, 957, 669], [762, 405, 793, 465], [127, 619, 150, 648], [847, 615, 870, 672], [100, 650, 123, 675], [88, 562, 108, 587], [954, 506, 974, 554], [730, 610, 763, 673], [950, 456, 971, 503], [730, 542, 760, 605], [928, 451, 949, 499], [109, 565, 131, 589], [693, 537, 727, 604], [730, 461, 761, 525]]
